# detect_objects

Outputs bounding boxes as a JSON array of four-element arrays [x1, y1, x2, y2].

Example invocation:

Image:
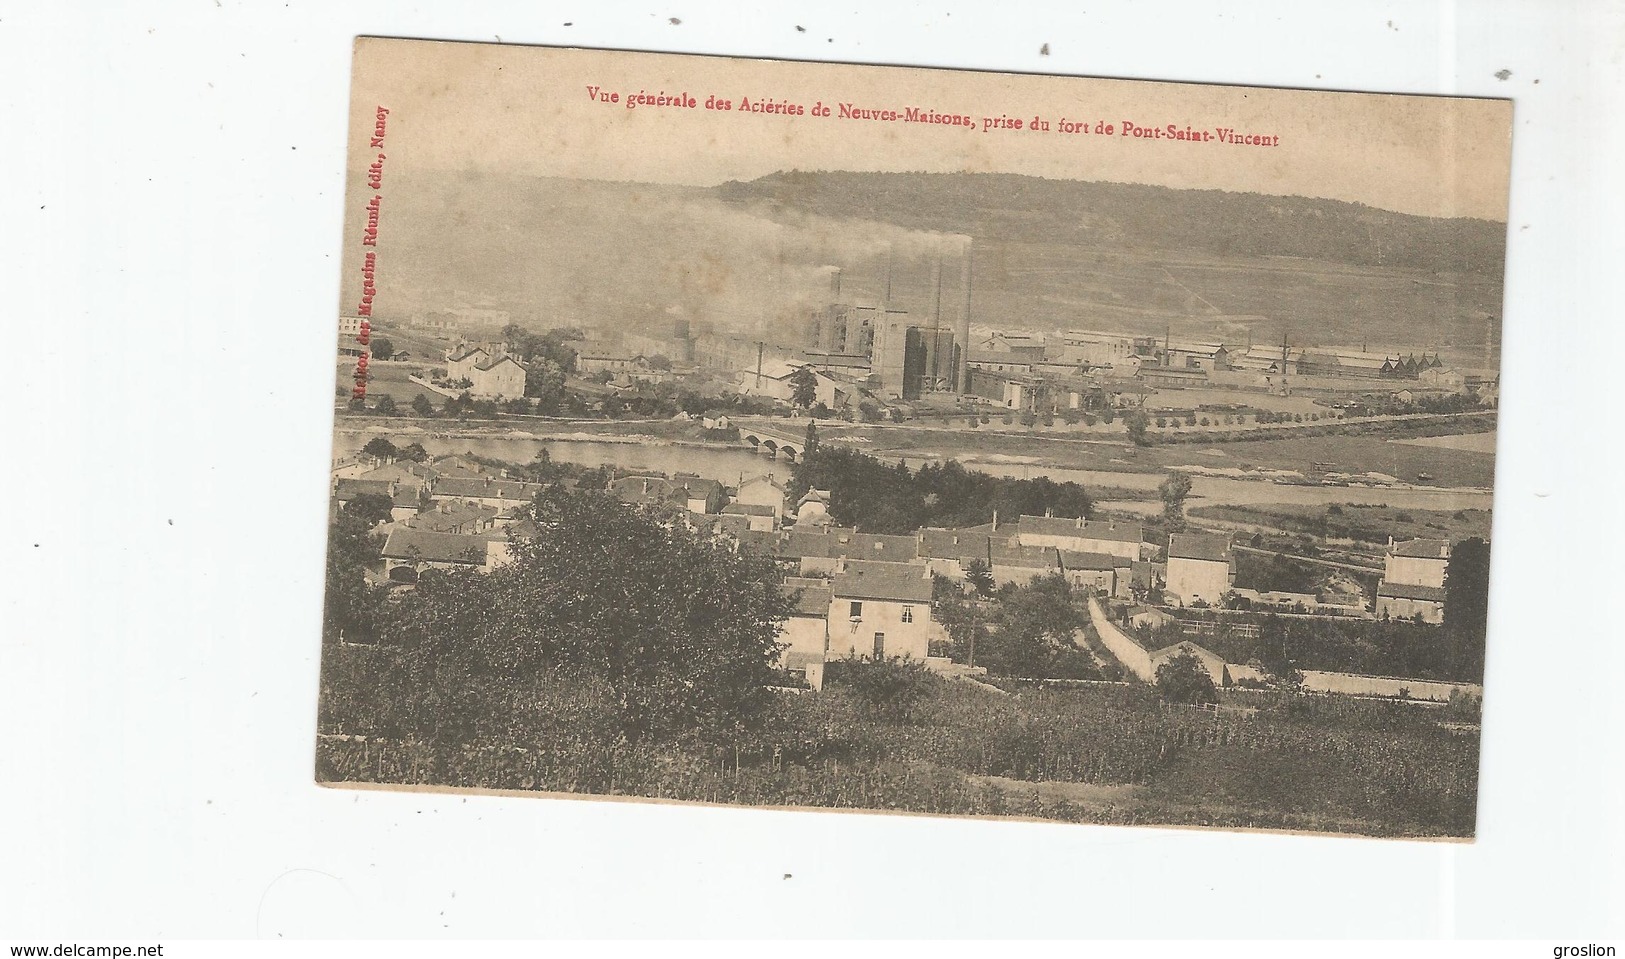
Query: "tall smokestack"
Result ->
[[958, 243, 973, 393], [884, 247, 894, 306], [931, 252, 944, 390], [830, 267, 842, 301]]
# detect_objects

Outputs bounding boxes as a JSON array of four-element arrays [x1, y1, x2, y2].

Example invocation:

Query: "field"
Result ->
[[336, 359, 438, 406], [318, 650, 1480, 838], [828, 418, 1498, 490], [1191, 502, 1494, 544]]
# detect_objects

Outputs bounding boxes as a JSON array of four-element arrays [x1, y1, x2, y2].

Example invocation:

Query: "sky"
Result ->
[[345, 37, 1514, 222]]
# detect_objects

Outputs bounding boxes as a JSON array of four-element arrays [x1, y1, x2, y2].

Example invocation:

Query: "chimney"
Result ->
[[991, 509, 998, 532], [958, 243, 974, 393]]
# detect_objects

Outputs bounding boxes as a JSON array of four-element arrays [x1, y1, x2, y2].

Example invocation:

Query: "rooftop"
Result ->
[[335, 478, 393, 500], [1377, 581, 1448, 602], [1390, 538, 1451, 560], [433, 477, 546, 501], [381, 528, 495, 565], [831, 560, 935, 603], [1168, 532, 1234, 563], [723, 503, 776, 517], [782, 581, 833, 617], [1019, 514, 1143, 544], [1060, 549, 1132, 571]]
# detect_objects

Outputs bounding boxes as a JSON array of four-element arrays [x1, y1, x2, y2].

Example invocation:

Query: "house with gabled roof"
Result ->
[[406, 499, 499, 536], [827, 559, 940, 661], [1058, 549, 1134, 597], [1165, 532, 1236, 607], [722, 502, 777, 532], [431, 476, 546, 509], [794, 488, 833, 528], [1376, 537, 1451, 623], [469, 355, 527, 400], [1017, 514, 1144, 561], [735, 473, 788, 523], [445, 345, 491, 382], [777, 577, 832, 688], [988, 543, 1061, 585]]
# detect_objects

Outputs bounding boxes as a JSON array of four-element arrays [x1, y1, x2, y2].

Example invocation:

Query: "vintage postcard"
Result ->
[[319, 37, 1510, 838]]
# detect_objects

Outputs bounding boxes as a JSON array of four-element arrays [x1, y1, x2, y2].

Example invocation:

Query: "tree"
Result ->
[[1443, 537, 1491, 682], [964, 559, 995, 596], [361, 437, 399, 460], [976, 574, 1093, 679], [379, 486, 794, 741], [1158, 471, 1193, 528], [322, 512, 387, 644], [1155, 651, 1218, 705], [787, 365, 818, 408], [370, 336, 394, 360], [342, 492, 395, 527], [646, 354, 672, 371], [524, 356, 569, 399], [374, 395, 397, 415], [410, 393, 435, 417], [399, 442, 428, 462], [1125, 408, 1152, 446]]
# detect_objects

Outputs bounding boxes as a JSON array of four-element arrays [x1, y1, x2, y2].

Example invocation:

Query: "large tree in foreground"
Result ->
[[376, 487, 793, 742]]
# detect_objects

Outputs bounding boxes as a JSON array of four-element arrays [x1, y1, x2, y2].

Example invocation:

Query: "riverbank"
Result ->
[[333, 412, 1495, 512]]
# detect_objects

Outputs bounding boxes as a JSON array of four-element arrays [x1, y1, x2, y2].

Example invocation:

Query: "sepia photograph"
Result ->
[[318, 37, 1512, 839]]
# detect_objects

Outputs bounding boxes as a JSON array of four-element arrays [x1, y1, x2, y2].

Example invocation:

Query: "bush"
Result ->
[[1155, 416, 1167, 428], [1155, 652, 1218, 706], [1199, 417, 1210, 427], [822, 658, 940, 724]]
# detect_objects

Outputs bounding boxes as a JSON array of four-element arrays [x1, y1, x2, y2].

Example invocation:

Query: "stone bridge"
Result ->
[[737, 423, 806, 461]]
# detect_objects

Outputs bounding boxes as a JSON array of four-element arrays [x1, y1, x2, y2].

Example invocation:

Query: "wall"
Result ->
[[1385, 554, 1448, 588], [776, 614, 828, 667], [1375, 595, 1446, 624], [1087, 597, 1155, 683], [408, 374, 460, 398], [1298, 670, 1482, 702], [990, 562, 1052, 585]]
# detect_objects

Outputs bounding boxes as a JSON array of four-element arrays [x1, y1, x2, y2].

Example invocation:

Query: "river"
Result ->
[[333, 427, 1493, 513]]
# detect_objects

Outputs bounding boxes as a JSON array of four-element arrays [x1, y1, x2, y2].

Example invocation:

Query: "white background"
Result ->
[[2, 0, 1621, 940]]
